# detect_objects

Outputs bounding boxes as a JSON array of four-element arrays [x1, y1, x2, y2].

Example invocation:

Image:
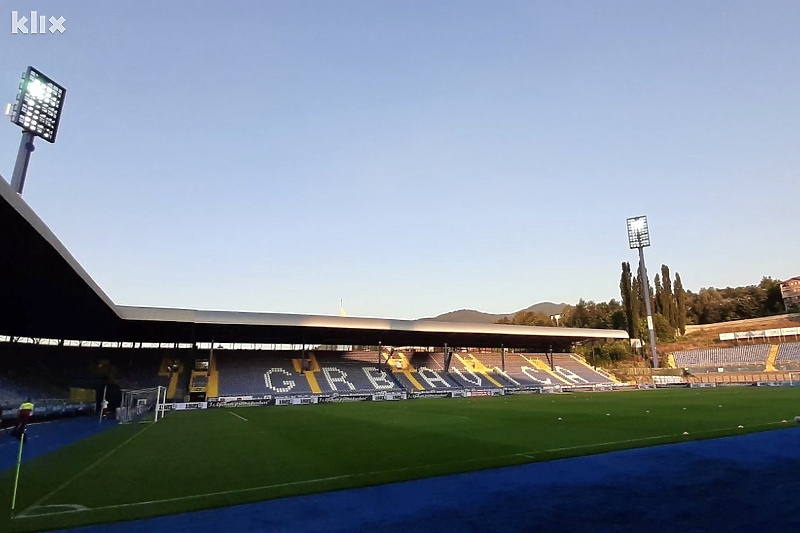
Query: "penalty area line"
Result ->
[[229, 411, 248, 422]]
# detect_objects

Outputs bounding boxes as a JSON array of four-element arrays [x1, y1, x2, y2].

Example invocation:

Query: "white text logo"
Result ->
[[11, 11, 66, 34]]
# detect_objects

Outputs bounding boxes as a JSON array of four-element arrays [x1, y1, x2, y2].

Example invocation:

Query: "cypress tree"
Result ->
[[661, 265, 676, 329], [674, 272, 687, 335], [620, 262, 636, 339], [637, 258, 655, 314], [654, 273, 663, 315], [631, 271, 642, 338]]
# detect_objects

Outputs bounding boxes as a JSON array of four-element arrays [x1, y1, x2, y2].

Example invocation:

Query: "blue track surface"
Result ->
[[0, 417, 116, 472], [27, 423, 798, 533]]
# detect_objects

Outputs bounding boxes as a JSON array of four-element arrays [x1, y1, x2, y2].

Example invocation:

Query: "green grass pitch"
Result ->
[[2, 386, 799, 532]]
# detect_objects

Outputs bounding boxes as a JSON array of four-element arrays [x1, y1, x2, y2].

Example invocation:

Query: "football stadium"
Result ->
[[2, 166, 800, 533], [2, 12, 800, 528]]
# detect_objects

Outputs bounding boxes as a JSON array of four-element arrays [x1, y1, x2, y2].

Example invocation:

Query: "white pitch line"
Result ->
[[16, 504, 89, 517], [17, 423, 154, 517], [229, 411, 248, 422], [14, 422, 788, 520], [14, 474, 357, 518]]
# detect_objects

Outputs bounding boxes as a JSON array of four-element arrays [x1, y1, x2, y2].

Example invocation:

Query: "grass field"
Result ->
[[2, 386, 799, 532]]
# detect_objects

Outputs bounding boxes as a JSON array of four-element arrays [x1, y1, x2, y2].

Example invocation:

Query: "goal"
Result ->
[[117, 386, 168, 423]]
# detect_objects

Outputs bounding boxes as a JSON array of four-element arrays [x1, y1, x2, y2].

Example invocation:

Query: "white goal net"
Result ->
[[117, 386, 167, 423]]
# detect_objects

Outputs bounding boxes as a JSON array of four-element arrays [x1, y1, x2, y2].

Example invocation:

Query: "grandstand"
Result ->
[[0, 341, 636, 411], [9, 335, 800, 414], [446, 354, 505, 391], [192, 347, 626, 401], [0, 375, 57, 404], [489, 352, 560, 387], [624, 340, 800, 386], [214, 350, 314, 398], [313, 351, 402, 395], [775, 342, 800, 370], [673, 344, 772, 370], [547, 353, 618, 385]]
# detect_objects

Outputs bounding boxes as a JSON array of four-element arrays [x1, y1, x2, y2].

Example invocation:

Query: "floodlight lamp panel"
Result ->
[[27, 80, 47, 100], [628, 216, 647, 232], [11, 66, 66, 143], [626, 215, 651, 249]]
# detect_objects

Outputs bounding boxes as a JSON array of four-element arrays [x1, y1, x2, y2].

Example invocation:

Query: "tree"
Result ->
[[610, 308, 627, 331], [496, 311, 552, 326], [561, 300, 625, 330], [654, 273, 663, 315], [631, 271, 642, 338], [660, 265, 676, 329], [674, 272, 687, 335], [619, 262, 639, 339], [620, 263, 630, 306], [564, 300, 590, 328], [692, 288, 725, 323], [509, 310, 552, 326], [639, 314, 674, 343], [652, 313, 675, 343], [572, 340, 632, 365], [635, 260, 655, 318], [683, 278, 790, 324], [603, 340, 632, 362], [759, 277, 785, 314]]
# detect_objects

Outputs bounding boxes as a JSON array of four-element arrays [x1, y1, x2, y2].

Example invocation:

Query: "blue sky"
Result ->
[[2, 1, 799, 319]]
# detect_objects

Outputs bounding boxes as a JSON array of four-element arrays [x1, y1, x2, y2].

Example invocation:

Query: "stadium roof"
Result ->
[[0, 176, 628, 350]]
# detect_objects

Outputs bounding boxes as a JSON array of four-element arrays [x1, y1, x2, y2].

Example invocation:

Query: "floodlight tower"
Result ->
[[6, 67, 67, 194], [626, 215, 659, 368]]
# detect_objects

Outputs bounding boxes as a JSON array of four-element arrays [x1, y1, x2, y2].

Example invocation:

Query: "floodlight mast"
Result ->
[[7, 67, 66, 195], [10, 132, 35, 194], [626, 215, 658, 368]]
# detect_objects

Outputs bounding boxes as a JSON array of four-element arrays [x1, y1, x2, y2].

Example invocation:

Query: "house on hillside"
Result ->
[[779, 276, 800, 309]]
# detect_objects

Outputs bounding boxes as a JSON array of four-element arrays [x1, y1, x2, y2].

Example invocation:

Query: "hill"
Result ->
[[424, 302, 567, 323]]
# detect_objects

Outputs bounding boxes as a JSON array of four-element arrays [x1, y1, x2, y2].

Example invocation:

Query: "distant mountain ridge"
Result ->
[[423, 302, 568, 324]]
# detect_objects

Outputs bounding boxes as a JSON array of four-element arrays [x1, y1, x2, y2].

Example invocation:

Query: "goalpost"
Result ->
[[117, 386, 168, 423]]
